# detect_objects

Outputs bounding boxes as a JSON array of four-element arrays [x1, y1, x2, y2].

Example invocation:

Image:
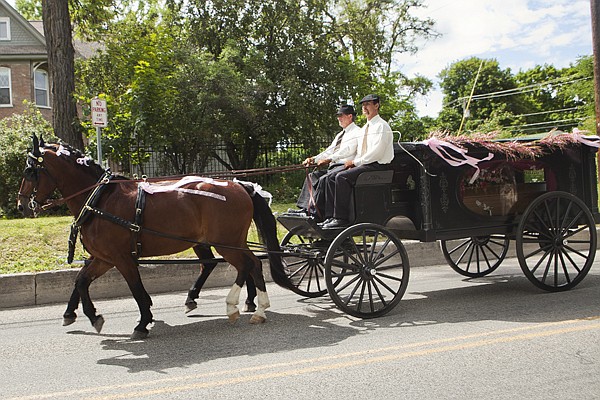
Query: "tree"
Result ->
[[19, 0, 115, 151], [41, 0, 83, 150]]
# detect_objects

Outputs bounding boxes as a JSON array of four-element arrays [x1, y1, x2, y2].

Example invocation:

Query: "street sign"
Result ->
[[91, 98, 108, 127]]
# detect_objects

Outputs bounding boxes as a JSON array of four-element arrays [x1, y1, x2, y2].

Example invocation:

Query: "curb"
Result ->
[[0, 241, 447, 309], [2, 233, 597, 309]]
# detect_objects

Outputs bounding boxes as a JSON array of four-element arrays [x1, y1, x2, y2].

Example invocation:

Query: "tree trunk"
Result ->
[[41, 0, 84, 150]]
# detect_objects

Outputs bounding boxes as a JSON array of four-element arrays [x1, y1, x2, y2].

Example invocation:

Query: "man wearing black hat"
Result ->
[[286, 104, 361, 219], [320, 94, 394, 229]]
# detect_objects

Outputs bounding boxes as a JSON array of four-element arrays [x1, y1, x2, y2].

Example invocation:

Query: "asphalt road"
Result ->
[[1, 258, 599, 400]]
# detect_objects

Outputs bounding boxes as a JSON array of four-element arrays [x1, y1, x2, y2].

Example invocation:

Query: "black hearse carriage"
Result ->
[[277, 132, 600, 318]]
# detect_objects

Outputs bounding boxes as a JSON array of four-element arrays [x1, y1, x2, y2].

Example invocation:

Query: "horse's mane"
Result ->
[[44, 142, 107, 178]]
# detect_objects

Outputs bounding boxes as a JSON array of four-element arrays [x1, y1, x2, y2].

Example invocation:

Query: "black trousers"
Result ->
[[324, 162, 387, 221], [296, 164, 345, 218]]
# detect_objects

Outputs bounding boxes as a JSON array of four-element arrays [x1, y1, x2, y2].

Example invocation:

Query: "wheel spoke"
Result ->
[[450, 238, 473, 255], [557, 250, 572, 285], [371, 279, 388, 307], [563, 244, 591, 260], [375, 273, 404, 288]]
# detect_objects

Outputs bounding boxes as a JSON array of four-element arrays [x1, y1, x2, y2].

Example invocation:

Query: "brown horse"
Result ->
[[17, 135, 293, 339]]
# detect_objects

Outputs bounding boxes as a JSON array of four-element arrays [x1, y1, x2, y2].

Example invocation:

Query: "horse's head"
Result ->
[[17, 135, 58, 217]]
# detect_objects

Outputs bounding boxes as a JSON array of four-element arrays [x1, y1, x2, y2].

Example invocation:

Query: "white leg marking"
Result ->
[[250, 289, 270, 323], [226, 284, 242, 317]]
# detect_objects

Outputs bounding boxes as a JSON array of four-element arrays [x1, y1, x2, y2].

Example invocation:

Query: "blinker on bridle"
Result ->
[[19, 150, 46, 213]]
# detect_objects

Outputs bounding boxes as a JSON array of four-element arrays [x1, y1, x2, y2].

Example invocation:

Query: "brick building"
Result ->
[[0, 0, 97, 122]]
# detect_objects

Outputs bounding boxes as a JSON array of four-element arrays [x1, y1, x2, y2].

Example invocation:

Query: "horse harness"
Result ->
[[66, 173, 274, 264]]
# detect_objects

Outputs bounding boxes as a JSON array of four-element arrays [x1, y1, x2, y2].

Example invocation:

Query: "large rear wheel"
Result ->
[[516, 191, 596, 291]]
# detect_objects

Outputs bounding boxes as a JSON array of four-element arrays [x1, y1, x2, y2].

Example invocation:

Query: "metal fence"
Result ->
[[120, 139, 330, 187]]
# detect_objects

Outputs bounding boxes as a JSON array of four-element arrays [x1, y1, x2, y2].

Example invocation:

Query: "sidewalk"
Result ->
[[0, 240, 456, 309]]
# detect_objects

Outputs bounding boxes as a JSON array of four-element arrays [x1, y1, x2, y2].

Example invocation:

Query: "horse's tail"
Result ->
[[245, 187, 295, 292]]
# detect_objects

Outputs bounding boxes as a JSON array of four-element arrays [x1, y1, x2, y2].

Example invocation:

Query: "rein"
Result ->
[[41, 163, 314, 211]]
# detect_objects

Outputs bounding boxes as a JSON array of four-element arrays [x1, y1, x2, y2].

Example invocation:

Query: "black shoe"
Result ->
[[285, 208, 308, 216], [317, 217, 334, 227], [321, 218, 350, 229]]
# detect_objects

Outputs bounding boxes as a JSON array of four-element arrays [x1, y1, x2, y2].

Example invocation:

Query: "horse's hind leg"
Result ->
[[246, 257, 270, 324], [185, 245, 218, 313], [74, 257, 113, 333], [221, 249, 269, 324], [189, 245, 256, 314]]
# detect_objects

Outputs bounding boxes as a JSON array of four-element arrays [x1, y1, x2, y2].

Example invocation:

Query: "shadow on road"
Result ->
[[95, 271, 599, 373]]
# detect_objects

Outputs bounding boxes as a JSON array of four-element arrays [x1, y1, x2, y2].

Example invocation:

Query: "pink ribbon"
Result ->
[[423, 137, 493, 183], [571, 129, 600, 148]]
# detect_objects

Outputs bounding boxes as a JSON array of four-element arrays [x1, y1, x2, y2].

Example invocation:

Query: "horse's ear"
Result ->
[[39, 134, 45, 148], [31, 134, 41, 157]]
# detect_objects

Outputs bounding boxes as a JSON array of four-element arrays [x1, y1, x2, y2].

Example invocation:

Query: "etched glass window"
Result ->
[[0, 67, 11, 105]]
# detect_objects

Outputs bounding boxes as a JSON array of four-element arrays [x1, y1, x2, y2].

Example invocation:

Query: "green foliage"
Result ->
[[436, 56, 595, 136], [0, 104, 54, 217], [76, 0, 436, 173]]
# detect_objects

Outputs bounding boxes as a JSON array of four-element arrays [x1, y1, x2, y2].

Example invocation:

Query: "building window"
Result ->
[[34, 69, 49, 107], [0, 18, 10, 40], [0, 67, 11, 106]]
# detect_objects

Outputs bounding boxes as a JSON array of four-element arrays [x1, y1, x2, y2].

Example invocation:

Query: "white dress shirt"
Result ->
[[330, 114, 395, 166], [314, 122, 361, 163]]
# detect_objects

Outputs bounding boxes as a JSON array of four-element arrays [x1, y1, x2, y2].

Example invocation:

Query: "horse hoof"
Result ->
[[130, 329, 148, 340], [93, 315, 105, 333], [249, 315, 266, 324], [228, 311, 240, 323], [243, 304, 257, 313], [185, 301, 197, 314], [63, 317, 77, 326]]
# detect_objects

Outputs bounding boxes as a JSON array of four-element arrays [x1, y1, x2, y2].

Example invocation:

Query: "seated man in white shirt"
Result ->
[[320, 94, 395, 229], [287, 104, 361, 221]]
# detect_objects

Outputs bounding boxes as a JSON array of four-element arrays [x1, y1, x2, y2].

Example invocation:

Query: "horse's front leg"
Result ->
[[243, 277, 257, 313], [116, 260, 154, 339], [62, 287, 80, 326], [186, 245, 218, 313], [75, 257, 113, 333], [63, 258, 97, 326]]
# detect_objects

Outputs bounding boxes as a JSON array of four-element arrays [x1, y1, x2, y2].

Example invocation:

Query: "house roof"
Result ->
[[0, 0, 47, 59], [0, 0, 102, 60]]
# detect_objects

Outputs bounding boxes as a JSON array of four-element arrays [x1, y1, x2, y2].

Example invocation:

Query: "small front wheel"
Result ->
[[324, 223, 410, 318], [280, 227, 328, 298], [441, 235, 509, 278]]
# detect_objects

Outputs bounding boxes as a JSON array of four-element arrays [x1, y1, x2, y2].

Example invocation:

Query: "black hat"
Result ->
[[359, 94, 380, 104], [335, 104, 356, 115]]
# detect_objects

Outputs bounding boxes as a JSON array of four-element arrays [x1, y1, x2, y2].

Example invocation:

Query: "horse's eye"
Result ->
[[24, 167, 37, 181]]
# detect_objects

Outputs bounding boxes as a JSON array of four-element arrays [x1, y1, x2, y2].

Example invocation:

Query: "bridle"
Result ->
[[18, 152, 48, 213]]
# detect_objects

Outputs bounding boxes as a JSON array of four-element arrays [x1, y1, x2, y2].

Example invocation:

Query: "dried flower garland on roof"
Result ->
[[425, 128, 598, 161]]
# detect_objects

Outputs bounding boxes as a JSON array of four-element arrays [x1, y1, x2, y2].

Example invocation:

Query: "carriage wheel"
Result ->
[[440, 235, 509, 277], [280, 227, 328, 298], [324, 223, 410, 318], [516, 191, 597, 292]]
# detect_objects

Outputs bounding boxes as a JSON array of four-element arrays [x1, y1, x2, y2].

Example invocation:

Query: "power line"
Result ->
[[446, 75, 592, 106]]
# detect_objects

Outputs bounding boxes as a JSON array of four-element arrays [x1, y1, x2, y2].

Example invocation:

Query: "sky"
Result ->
[[6, 0, 593, 117], [396, 0, 594, 116]]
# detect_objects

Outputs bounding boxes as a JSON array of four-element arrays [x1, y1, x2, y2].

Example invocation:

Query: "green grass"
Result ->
[[0, 202, 296, 274]]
